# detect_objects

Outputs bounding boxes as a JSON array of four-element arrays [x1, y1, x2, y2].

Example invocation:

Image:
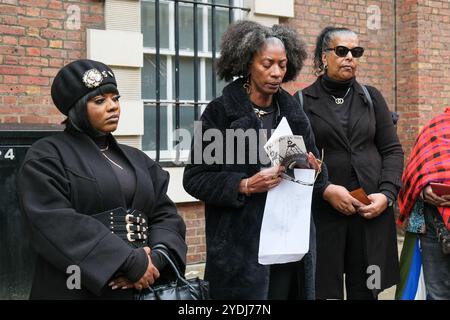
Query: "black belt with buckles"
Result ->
[[92, 207, 148, 248]]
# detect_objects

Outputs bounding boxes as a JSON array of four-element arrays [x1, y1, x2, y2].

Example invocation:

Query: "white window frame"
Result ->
[[142, 0, 244, 162]]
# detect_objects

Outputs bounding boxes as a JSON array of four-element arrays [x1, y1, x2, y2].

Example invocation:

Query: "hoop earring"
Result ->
[[243, 77, 251, 95], [314, 65, 326, 77]]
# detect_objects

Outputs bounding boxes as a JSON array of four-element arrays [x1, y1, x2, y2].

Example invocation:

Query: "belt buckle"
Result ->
[[127, 232, 136, 242], [125, 214, 134, 224], [127, 209, 146, 224], [125, 209, 148, 245]]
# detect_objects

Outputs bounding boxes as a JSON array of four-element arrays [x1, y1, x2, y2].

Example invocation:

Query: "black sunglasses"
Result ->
[[325, 46, 365, 58]]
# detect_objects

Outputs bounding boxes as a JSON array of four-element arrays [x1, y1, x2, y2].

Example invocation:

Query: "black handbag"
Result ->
[[134, 244, 210, 300], [434, 215, 450, 255]]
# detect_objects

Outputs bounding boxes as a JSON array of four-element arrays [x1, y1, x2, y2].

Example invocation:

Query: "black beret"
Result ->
[[51, 59, 117, 115]]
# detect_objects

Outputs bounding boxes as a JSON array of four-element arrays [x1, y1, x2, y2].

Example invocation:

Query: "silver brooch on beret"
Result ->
[[82, 68, 103, 88]]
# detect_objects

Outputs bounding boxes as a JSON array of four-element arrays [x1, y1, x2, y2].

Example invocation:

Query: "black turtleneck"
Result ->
[[320, 74, 360, 191], [93, 135, 169, 275], [93, 135, 136, 208], [321, 74, 354, 95], [67, 114, 168, 281], [320, 74, 355, 137]]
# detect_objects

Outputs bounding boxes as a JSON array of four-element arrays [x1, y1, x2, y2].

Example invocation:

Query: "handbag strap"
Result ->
[[361, 84, 399, 126], [296, 90, 304, 111], [360, 84, 373, 110], [151, 244, 191, 287]]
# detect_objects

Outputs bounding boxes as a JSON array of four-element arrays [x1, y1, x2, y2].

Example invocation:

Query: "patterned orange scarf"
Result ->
[[398, 108, 450, 231]]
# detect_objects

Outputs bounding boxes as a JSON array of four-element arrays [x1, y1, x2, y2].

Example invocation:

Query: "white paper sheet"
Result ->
[[258, 169, 314, 265], [264, 117, 293, 146]]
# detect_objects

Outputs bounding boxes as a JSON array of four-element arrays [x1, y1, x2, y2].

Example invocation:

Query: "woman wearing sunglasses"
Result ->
[[296, 27, 404, 299]]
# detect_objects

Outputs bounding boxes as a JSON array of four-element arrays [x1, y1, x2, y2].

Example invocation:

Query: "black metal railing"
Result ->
[[143, 0, 249, 163]]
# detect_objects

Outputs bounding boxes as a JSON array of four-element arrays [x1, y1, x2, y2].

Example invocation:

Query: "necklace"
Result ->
[[101, 150, 124, 170], [330, 87, 351, 105], [99, 145, 109, 152], [102, 153, 124, 170], [253, 108, 274, 118], [253, 102, 275, 119]]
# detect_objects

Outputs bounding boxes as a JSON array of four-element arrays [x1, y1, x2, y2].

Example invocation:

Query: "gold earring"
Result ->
[[243, 77, 251, 95]]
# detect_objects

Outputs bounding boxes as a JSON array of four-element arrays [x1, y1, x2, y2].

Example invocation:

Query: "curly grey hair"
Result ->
[[216, 20, 307, 83]]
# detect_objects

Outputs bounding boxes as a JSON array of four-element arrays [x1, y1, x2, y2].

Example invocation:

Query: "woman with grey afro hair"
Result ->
[[184, 20, 327, 300], [216, 20, 307, 82]]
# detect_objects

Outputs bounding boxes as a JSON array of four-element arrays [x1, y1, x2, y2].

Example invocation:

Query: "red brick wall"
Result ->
[[396, 0, 420, 158], [0, 0, 104, 124], [407, 0, 450, 157], [177, 202, 206, 264]]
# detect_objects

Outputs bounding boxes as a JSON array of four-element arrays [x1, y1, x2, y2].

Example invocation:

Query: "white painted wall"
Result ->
[[86, 29, 143, 68], [164, 167, 198, 203], [254, 0, 294, 18], [114, 100, 144, 135]]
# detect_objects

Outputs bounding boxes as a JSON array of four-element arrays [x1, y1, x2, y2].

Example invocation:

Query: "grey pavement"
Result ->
[[185, 234, 405, 300]]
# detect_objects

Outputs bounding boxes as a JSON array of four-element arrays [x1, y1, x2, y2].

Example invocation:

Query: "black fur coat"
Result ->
[[18, 130, 186, 299], [183, 79, 328, 299]]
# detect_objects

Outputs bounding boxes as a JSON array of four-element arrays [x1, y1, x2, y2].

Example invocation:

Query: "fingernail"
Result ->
[[122, 286, 128, 290], [109, 282, 114, 286], [112, 285, 118, 290]]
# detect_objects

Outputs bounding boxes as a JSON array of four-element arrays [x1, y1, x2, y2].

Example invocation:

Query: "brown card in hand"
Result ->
[[430, 182, 450, 196], [350, 188, 371, 205]]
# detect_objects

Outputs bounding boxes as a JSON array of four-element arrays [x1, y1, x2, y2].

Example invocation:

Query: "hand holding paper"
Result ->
[[258, 118, 315, 265], [264, 117, 308, 167], [243, 166, 284, 195], [258, 169, 315, 265]]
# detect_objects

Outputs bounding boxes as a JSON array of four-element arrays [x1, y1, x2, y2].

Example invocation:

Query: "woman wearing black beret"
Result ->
[[18, 59, 187, 299]]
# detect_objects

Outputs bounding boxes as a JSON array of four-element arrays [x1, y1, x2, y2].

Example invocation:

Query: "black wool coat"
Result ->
[[299, 78, 403, 296], [183, 79, 328, 299], [18, 129, 187, 299]]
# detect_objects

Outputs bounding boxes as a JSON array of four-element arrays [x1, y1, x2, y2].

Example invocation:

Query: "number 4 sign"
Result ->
[[1, 148, 15, 160]]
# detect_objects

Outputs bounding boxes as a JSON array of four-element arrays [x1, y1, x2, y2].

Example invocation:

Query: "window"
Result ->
[[141, 0, 248, 163]]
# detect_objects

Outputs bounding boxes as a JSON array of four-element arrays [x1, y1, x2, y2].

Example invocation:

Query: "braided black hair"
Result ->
[[313, 26, 356, 76], [216, 20, 307, 82]]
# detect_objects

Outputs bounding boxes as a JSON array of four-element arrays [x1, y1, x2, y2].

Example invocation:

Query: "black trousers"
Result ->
[[315, 214, 377, 300], [268, 260, 305, 300], [419, 205, 450, 299]]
